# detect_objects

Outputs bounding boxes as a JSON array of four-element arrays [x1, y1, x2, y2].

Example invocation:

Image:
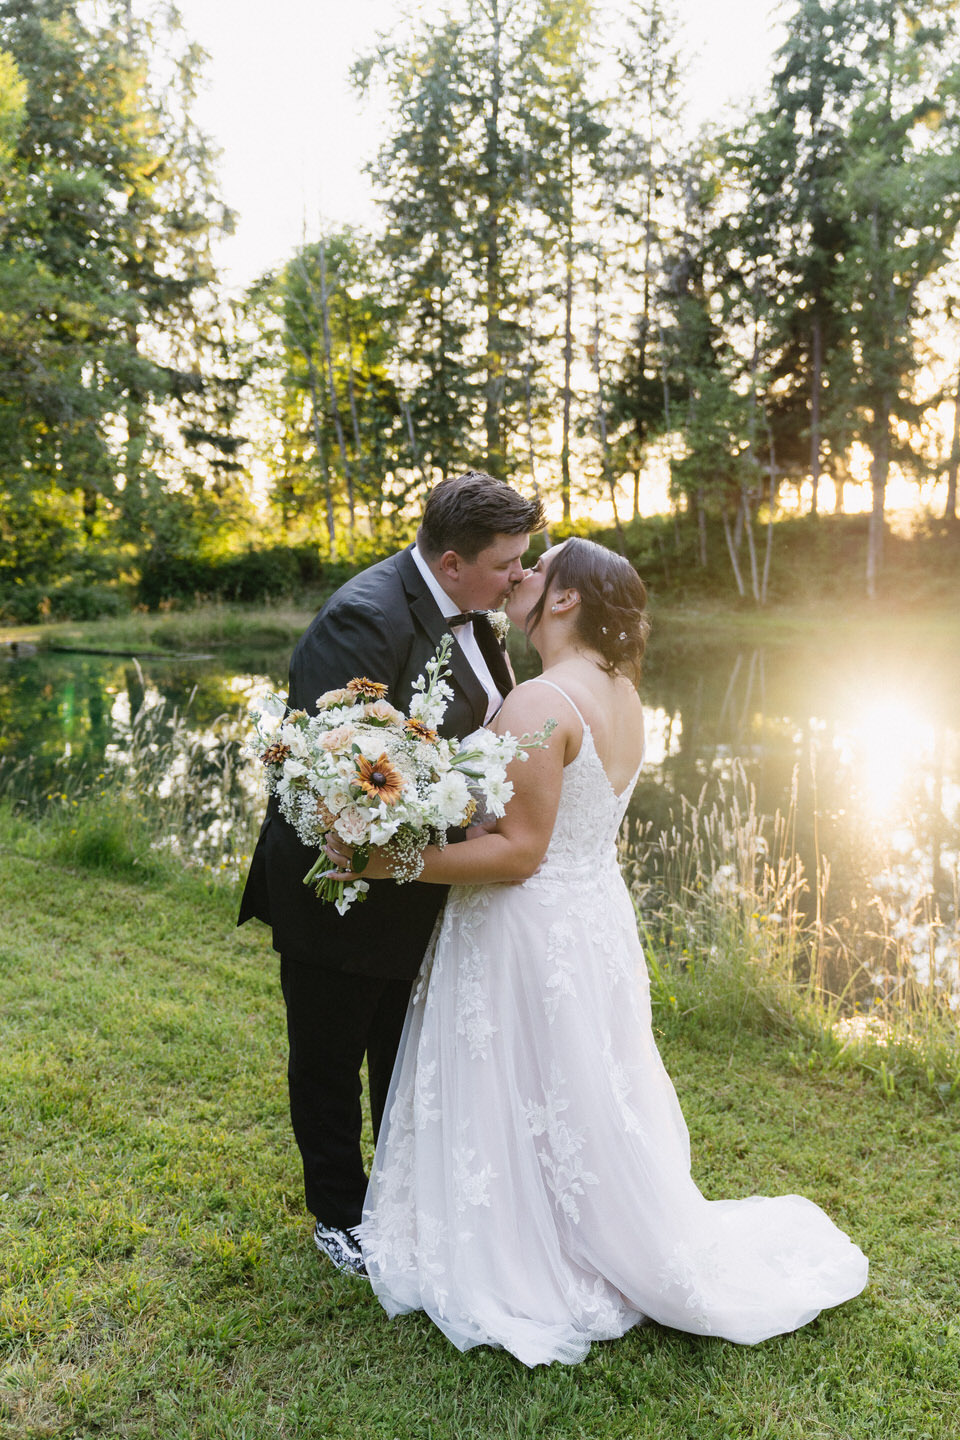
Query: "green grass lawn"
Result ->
[[2, 852, 957, 1439]]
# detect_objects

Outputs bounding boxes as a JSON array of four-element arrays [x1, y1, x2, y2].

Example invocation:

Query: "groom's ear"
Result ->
[[437, 549, 463, 584]]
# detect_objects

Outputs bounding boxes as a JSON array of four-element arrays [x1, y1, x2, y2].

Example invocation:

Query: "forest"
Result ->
[[1, 0, 959, 624]]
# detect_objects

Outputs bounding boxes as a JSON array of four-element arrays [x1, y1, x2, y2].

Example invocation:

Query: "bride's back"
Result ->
[[534, 661, 645, 797]]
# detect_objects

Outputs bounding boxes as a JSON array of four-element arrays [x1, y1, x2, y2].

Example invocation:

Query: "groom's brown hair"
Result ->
[[418, 471, 544, 561]]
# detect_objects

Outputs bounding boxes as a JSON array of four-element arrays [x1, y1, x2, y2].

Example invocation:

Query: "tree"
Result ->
[[244, 231, 404, 551], [357, 0, 601, 490], [605, 0, 686, 520], [0, 0, 238, 600], [731, 0, 960, 593]]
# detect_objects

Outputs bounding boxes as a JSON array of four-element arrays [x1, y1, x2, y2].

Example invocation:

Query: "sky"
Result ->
[[173, 0, 787, 292]]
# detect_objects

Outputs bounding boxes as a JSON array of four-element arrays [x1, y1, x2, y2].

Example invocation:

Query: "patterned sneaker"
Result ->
[[313, 1219, 367, 1277]]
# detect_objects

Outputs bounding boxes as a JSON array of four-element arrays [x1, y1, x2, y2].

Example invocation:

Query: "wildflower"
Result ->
[[354, 753, 405, 805], [347, 676, 389, 701], [406, 717, 438, 743]]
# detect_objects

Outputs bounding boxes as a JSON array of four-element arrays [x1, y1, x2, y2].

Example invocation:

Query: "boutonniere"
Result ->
[[486, 610, 511, 644]]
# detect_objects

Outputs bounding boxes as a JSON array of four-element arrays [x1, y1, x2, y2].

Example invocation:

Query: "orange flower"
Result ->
[[354, 752, 405, 805], [405, 717, 437, 743], [347, 676, 389, 701]]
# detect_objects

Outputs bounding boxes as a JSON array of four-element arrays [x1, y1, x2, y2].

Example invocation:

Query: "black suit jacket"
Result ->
[[237, 546, 512, 979]]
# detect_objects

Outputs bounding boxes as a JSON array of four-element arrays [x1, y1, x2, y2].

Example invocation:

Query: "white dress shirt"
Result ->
[[411, 545, 503, 724]]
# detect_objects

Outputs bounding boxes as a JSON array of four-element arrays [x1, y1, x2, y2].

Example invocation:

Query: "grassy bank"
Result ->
[[3, 512, 960, 654], [2, 849, 958, 1439], [4, 585, 960, 660]]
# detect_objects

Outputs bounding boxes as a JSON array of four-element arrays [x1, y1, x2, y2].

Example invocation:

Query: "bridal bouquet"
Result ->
[[250, 634, 554, 913]]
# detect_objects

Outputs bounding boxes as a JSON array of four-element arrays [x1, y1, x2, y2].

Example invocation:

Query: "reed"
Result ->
[[0, 686, 262, 882], [622, 762, 959, 1095]]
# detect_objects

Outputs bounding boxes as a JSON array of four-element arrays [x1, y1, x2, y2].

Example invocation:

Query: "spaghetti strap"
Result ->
[[525, 676, 589, 733]]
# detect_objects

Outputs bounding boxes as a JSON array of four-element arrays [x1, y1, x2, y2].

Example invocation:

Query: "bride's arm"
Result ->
[[334, 683, 572, 886]]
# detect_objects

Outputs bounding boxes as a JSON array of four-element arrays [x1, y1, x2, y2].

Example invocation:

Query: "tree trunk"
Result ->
[[560, 140, 574, 523], [810, 315, 822, 517], [401, 399, 429, 488], [761, 427, 778, 605], [592, 274, 625, 553], [523, 346, 549, 545], [482, 0, 504, 474], [318, 238, 355, 549], [302, 350, 335, 552], [722, 511, 746, 597], [742, 488, 760, 602], [945, 363, 959, 525], [865, 404, 890, 599], [343, 303, 366, 501], [696, 487, 708, 567]]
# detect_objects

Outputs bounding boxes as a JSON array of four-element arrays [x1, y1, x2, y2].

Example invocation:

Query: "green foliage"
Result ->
[[0, 0, 242, 603]]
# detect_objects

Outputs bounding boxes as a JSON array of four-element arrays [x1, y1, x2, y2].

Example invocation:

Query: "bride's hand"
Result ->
[[322, 839, 399, 882]]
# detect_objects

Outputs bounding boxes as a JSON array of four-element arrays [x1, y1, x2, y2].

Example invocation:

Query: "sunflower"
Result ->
[[354, 752, 405, 804], [405, 716, 437, 743], [347, 676, 389, 701]]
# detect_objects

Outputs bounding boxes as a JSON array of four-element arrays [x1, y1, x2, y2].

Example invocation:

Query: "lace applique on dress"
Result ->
[[361, 676, 868, 1366]]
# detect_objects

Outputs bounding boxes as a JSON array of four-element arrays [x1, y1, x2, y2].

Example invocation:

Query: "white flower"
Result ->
[[324, 784, 352, 813], [254, 692, 287, 720], [481, 773, 514, 818], [334, 804, 369, 846], [427, 770, 472, 826], [278, 722, 311, 759], [335, 880, 369, 915], [410, 692, 446, 730], [369, 815, 403, 846]]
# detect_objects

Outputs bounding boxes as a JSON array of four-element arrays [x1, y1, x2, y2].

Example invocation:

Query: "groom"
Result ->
[[238, 471, 543, 1274]]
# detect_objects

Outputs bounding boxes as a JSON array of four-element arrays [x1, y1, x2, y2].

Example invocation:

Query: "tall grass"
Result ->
[[622, 763, 959, 1096], [0, 683, 262, 882]]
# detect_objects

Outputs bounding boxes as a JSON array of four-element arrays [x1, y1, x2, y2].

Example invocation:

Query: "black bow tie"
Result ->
[[448, 610, 488, 627]]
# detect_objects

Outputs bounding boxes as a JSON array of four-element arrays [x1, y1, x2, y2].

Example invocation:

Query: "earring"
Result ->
[[551, 604, 559, 612]]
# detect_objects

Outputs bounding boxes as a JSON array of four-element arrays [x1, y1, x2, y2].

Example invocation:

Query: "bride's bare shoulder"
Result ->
[[492, 677, 575, 736]]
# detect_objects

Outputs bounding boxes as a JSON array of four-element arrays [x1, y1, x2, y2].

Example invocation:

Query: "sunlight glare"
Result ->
[[838, 694, 935, 821]]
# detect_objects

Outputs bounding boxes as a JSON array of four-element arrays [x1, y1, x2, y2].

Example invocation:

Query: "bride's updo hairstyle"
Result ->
[[527, 537, 650, 681]]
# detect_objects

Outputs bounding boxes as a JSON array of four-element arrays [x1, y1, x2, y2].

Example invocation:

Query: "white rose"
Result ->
[[334, 804, 370, 846]]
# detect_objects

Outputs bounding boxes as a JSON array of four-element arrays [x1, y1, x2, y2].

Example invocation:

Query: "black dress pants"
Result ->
[[279, 955, 413, 1231]]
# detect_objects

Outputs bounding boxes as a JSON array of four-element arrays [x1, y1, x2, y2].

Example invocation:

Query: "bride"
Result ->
[[331, 537, 868, 1368]]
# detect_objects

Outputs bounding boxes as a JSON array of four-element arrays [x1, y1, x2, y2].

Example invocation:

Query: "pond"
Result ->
[[2, 621, 958, 1006]]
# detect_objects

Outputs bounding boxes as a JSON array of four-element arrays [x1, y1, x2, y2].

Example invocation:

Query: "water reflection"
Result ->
[[1, 627, 958, 1004]]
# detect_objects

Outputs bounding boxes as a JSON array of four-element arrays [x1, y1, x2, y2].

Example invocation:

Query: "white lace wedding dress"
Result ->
[[360, 680, 868, 1367]]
